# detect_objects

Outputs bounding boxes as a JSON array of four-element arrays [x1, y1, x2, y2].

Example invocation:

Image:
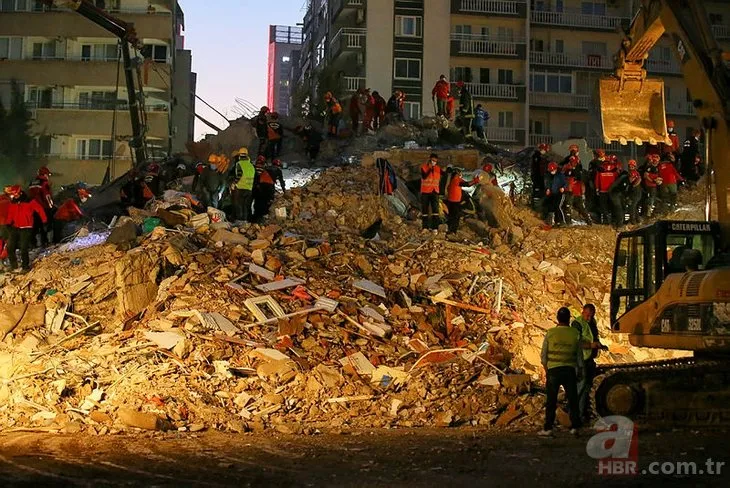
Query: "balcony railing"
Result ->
[[585, 136, 626, 153], [342, 76, 366, 93], [457, 0, 522, 15], [451, 33, 525, 56], [41, 153, 127, 161], [28, 101, 169, 112], [529, 134, 554, 146], [712, 24, 730, 40], [645, 58, 681, 74], [666, 100, 695, 116], [530, 51, 612, 69], [531, 9, 628, 29], [529, 92, 592, 109], [454, 83, 521, 100], [486, 127, 521, 142], [330, 27, 367, 52]]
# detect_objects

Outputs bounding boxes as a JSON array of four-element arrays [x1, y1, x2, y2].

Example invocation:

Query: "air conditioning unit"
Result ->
[[356, 8, 365, 24]]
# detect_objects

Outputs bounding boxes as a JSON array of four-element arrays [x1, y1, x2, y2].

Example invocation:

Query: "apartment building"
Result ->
[[296, 0, 730, 152], [0, 0, 192, 185], [267, 25, 303, 116]]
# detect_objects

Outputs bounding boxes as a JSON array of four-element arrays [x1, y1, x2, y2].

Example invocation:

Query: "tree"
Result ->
[[0, 80, 34, 186]]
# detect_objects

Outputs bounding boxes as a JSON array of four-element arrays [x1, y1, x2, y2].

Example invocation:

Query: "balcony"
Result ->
[[531, 9, 629, 30], [330, 27, 366, 57], [529, 92, 592, 110], [454, 82, 523, 101], [529, 134, 554, 146], [666, 100, 695, 116], [341, 76, 366, 93], [451, 0, 526, 17], [34, 107, 169, 139], [712, 24, 730, 41], [450, 33, 526, 58], [530, 51, 612, 70], [331, 0, 365, 22], [486, 127, 523, 143], [645, 58, 681, 75]]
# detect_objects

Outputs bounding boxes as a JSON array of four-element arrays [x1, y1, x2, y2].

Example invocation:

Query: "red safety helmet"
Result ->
[[594, 148, 606, 158], [272, 159, 282, 167], [256, 155, 266, 163], [569, 144, 579, 153], [77, 188, 91, 200], [456, 81, 465, 88], [482, 163, 494, 173], [6, 185, 21, 198], [538, 143, 550, 152], [666, 119, 675, 128], [38, 166, 51, 177], [627, 159, 638, 169], [648, 153, 661, 162], [568, 155, 579, 167], [547, 162, 558, 172], [147, 163, 160, 175]]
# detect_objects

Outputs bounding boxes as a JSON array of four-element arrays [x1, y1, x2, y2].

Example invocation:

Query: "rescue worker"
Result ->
[[658, 154, 684, 212], [199, 156, 224, 209], [539, 307, 583, 436], [445, 168, 479, 235], [420, 153, 442, 230], [608, 160, 632, 228], [550, 161, 569, 225], [53, 188, 89, 243], [252, 106, 270, 155], [28, 166, 53, 247], [266, 112, 284, 159], [561, 156, 584, 226], [268, 159, 286, 192], [543, 161, 560, 226], [531, 143, 550, 206], [643, 154, 662, 217], [456, 81, 474, 137], [385, 90, 404, 122], [594, 156, 618, 224], [561, 144, 580, 168], [144, 163, 161, 197], [323, 91, 342, 137], [665, 119, 681, 158], [480, 162, 498, 187], [431, 75, 450, 117], [626, 160, 643, 224], [571, 304, 604, 422], [362, 88, 376, 132], [587, 148, 606, 211], [473, 104, 489, 142], [5, 185, 47, 272], [228, 147, 255, 222], [294, 125, 322, 162], [252, 156, 276, 223], [565, 157, 592, 225], [372, 91, 386, 130], [681, 129, 702, 181]]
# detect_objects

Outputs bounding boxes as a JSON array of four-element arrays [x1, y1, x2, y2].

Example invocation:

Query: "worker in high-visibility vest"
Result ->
[[539, 307, 584, 436], [571, 303, 606, 422], [229, 147, 255, 222]]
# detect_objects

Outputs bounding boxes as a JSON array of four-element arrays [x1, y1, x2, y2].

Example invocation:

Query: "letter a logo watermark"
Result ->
[[586, 416, 639, 476]]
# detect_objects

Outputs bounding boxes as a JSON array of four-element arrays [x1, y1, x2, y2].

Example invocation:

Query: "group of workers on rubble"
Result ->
[[432, 75, 489, 141], [0, 167, 91, 273], [418, 152, 499, 235], [321, 88, 407, 137], [531, 120, 704, 228]]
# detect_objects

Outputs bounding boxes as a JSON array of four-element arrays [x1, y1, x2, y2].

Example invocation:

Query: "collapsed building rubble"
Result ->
[[0, 162, 694, 436]]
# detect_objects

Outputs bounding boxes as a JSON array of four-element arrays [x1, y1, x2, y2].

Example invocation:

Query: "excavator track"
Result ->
[[590, 358, 730, 427]]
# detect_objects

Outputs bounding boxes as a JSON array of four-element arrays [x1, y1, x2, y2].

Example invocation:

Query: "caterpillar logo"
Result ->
[[670, 222, 711, 232]]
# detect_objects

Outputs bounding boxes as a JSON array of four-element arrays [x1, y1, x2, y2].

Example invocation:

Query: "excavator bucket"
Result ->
[[599, 77, 671, 146]]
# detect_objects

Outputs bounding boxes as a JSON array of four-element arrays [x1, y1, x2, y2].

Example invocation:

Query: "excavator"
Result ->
[[594, 0, 730, 425]]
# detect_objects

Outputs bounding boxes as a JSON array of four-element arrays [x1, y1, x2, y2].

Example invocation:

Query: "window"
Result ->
[[582, 41, 607, 56], [498, 69, 513, 84], [77, 139, 113, 160], [570, 121, 588, 137], [498, 111, 514, 128], [581, 1, 606, 16], [531, 39, 545, 52], [0, 37, 23, 60], [282, 56, 291, 63], [532, 0, 546, 12], [612, 235, 647, 320], [709, 13, 723, 25], [81, 43, 118, 61], [32, 41, 57, 60], [451, 67, 472, 83], [455, 25, 472, 35], [79, 91, 117, 110], [530, 119, 546, 134], [395, 15, 422, 37], [150, 44, 168, 63], [27, 87, 53, 108], [0, 0, 28, 11], [555, 0, 564, 12], [404, 101, 420, 120], [479, 27, 489, 40], [480, 68, 490, 84], [555, 39, 564, 53], [394, 58, 421, 80], [30, 135, 52, 157], [531, 71, 572, 93]]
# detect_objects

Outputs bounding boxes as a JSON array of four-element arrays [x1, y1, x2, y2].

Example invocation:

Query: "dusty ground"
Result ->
[[0, 428, 728, 486]]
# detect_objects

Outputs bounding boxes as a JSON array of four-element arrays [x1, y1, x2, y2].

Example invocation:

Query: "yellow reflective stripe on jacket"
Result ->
[[546, 326, 581, 369], [236, 160, 255, 190]]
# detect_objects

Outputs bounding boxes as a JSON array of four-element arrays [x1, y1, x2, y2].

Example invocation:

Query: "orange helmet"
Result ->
[[666, 119, 675, 128], [628, 159, 638, 169], [77, 188, 91, 200], [569, 144, 579, 153], [38, 166, 51, 177], [547, 162, 558, 172], [538, 143, 550, 152], [6, 185, 21, 198]]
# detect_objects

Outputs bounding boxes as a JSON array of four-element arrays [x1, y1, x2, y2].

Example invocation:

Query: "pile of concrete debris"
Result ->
[[0, 165, 687, 436]]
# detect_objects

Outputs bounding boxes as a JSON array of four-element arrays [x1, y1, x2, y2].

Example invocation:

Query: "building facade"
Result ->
[[0, 0, 193, 185], [295, 0, 730, 152], [266, 25, 303, 116]]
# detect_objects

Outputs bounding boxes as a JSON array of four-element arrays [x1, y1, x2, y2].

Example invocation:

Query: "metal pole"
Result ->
[[121, 43, 147, 168], [704, 128, 712, 221]]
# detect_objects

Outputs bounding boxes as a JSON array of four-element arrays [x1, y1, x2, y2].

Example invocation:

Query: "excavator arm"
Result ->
[[599, 0, 730, 239], [42, 0, 148, 168]]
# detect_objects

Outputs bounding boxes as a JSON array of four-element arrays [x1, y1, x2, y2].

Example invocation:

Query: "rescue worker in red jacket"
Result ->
[[594, 156, 619, 224], [643, 154, 662, 217], [665, 119, 681, 158], [658, 154, 684, 212], [563, 156, 592, 225], [266, 112, 284, 159], [445, 168, 479, 234], [420, 153, 442, 230], [561, 144, 580, 168], [0, 187, 11, 264], [5, 185, 47, 272], [543, 162, 560, 225], [363, 89, 376, 132], [53, 188, 90, 243], [28, 166, 53, 247], [586, 148, 606, 212], [626, 160, 643, 224], [531, 143, 550, 205], [432, 75, 450, 117], [372, 91, 387, 130], [481, 162, 498, 187], [252, 156, 276, 223]]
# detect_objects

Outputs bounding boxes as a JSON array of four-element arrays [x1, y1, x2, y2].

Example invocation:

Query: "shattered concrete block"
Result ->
[[117, 408, 172, 431], [212, 229, 249, 246], [115, 251, 160, 316]]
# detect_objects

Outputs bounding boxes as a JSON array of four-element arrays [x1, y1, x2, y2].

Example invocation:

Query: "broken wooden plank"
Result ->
[[326, 395, 374, 404]]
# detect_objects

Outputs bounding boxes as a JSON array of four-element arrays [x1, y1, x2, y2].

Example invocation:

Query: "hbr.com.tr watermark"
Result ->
[[586, 415, 726, 476]]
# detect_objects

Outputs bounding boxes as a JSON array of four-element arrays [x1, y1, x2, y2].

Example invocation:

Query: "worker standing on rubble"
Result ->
[[420, 153, 442, 231], [531, 144, 550, 207], [372, 91, 386, 130], [571, 304, 604, 422], [456, 81, 474, 137], [252, 155, 276, 223], [543, 162, 560, 226], [266, 112, 284, 159], [229, 147, 255, 222], [268, 159, 286, 193], [253, 106, 270, 156], [608, 160, 634, 228], [658, 154, 684, 213], [198, 156, 224, 209], [363, 89, 376, 133], [539, 306, 583, 436], [432, 75, 450, 117], [480, 161, 498, 187], [5, 185, 47, 273], [595, 156, 618, 224], [324, 92, 342, 138], [625, 160, 643, 224], [473, 104, 489, 143], [665, 119, 681, 159], [28, 166, 53, 247], [561, 144, 580, 168], [643, 154, 662, 217], [566, 156, 592, 225], [559, 157, 579, 226], [445, 168, 479, 235], [53, 188, 89, 243], [681, 129, 703, 182]]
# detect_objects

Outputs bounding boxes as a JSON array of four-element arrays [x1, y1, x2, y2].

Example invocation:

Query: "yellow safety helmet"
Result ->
[[208, 154, 218, 164], [231, 147, 249, 158]]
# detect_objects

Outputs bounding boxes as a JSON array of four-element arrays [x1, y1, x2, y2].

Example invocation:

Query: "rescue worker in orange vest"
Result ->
[[420, 153, 442, 230], [266, 112, 284, 159], [445, 168, 479, 234], [252, 155, 276, 223], [324, 91, 342, 137], [53, 188, 90, 243]]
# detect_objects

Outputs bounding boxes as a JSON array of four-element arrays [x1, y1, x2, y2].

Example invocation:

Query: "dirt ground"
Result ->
[[0, 428, 728, 487]]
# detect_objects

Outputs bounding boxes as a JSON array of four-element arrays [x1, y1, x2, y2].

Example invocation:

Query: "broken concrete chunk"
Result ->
[[339, 352, 376, 376], [251, 348, 290, 362], [212, 229, 249, 246], [353, 279, 387, 298], [143, 330, 184, 350], [117, 408, 171, 431]]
